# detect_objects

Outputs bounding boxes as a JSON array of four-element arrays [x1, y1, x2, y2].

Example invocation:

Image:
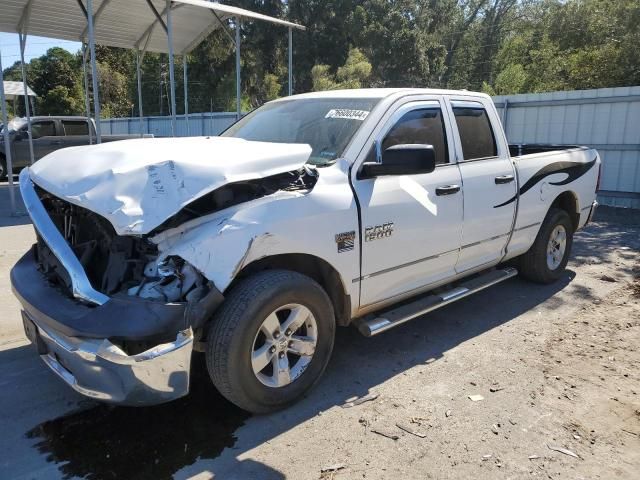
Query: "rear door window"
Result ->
[[382, 107, 449, 165], [452, 102, 497, 160], [62, 120, 89, 136]]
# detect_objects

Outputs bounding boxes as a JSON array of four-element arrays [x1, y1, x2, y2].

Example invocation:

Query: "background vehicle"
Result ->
[[0, 116, 152, 179], [12, 89, 599, 413]]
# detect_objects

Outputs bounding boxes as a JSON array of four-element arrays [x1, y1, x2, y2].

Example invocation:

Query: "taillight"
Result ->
[[596, 160, 602, 192]]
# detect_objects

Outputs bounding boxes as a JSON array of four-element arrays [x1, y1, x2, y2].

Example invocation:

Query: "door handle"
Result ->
[[50, 140, 63, 145], [435, 184, 461, 196], [495, 174, 515, 184]]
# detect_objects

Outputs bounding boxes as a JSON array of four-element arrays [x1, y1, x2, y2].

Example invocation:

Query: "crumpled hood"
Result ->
[[29, 136, 312, 235]]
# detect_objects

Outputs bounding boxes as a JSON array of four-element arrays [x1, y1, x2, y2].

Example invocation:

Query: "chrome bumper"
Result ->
[[26, 312, 193, 406]]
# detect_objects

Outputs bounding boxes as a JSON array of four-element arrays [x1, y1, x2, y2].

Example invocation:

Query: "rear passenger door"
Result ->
[[446, 98, 517, 273], [448, 98, 517, 273]]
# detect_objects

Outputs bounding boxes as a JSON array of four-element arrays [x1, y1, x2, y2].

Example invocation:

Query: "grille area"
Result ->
[[35, 187, 158, 298]]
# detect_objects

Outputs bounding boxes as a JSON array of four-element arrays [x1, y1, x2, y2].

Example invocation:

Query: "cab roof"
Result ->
[[273, 88, 489, 101]]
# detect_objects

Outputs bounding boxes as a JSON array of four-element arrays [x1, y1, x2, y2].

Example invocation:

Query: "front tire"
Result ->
[[519, 208, 574, 284], [206, 270, 335, 413]]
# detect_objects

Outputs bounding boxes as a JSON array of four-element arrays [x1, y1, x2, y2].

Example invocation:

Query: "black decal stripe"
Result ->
[[494, 157, 596, 208]]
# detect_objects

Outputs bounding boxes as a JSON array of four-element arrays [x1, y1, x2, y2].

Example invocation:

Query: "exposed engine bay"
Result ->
[[34, 166, 318, 303]]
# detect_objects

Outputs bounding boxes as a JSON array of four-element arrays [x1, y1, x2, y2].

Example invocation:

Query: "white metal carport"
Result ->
[[0, 0, 305, 214]]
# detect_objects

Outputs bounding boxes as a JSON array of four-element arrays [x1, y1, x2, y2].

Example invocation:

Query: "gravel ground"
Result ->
[[0, 180, 638, 480]]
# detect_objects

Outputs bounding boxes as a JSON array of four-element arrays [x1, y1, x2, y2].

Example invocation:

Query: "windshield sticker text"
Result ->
[[325, 109, 370, 121]]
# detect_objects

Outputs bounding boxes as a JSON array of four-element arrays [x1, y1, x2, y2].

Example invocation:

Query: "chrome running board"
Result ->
[[356, 267, 518, 337]]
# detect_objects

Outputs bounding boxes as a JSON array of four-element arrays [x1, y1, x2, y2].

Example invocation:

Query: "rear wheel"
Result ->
[[519, 208, 573, 284], [0, 156, 6, 181], [206, 270, 335, 413]]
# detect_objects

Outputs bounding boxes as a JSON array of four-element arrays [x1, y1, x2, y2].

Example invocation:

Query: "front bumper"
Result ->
[[24, 310, 193, 406], [12, 249, 194, 406]]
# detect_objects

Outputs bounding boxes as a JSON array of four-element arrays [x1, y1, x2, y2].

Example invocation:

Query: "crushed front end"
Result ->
[[11, 169, 222, 406]]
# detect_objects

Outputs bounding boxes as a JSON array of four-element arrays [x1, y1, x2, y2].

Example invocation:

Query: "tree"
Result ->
[[38, 85, 84, 115], [97, 63, 133, 118], [3, 0, 638, 117], [311, 48, 372, 91]]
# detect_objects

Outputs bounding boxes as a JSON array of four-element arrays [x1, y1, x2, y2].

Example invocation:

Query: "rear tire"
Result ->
[[519, 208, 573, 284], [206, 270, 335, 413], [0, 156, 6, 181]]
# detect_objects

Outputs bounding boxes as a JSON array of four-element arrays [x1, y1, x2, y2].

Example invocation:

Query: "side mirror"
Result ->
[[359, 144, 436, 179]]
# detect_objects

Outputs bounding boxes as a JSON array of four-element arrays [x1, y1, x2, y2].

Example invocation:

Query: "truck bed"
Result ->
[[509, 144, 583, 157]]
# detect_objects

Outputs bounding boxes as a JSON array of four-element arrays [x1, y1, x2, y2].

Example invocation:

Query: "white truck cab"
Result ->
[[12, 89, 599, 412]]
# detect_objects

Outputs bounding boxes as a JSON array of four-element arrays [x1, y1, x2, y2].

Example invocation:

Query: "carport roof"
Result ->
[[0, 0, 305, 55], [2, 81, 36, 98]]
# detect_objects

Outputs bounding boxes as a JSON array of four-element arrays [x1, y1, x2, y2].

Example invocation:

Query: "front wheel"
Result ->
[[518, 208, 574, 284], [206, 270, 335, 413]]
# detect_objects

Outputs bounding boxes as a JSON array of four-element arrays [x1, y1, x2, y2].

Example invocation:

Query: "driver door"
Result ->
[[351, 98, 464, 309]]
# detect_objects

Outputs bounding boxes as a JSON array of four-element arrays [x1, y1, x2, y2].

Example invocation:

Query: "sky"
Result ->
[[0, 33, 81, 70]]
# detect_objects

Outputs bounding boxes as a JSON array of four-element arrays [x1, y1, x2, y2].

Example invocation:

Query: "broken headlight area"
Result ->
[[36, 188, 159, 299], [128, 256, 209, 303], [35, 186, 221, 319]]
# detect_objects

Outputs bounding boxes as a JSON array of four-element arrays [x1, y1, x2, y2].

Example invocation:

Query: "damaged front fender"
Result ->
[[152, 198, 297, 294], [150, 162, 356, 297]]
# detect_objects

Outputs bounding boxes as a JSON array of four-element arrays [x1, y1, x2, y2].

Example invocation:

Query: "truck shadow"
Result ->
[[14, 208, 639, 480]]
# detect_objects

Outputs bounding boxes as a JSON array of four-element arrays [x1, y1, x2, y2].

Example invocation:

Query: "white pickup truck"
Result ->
[[12, 88, 600, 413]]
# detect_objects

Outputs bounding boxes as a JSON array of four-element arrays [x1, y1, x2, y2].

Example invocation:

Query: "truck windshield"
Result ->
[[221, 97, 381, 166]]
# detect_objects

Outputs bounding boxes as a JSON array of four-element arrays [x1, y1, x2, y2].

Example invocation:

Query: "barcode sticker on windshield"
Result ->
[[325, 109, 370, 121]]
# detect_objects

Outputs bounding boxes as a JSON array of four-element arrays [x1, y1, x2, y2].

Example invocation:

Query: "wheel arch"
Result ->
[[549, 190, 580, 231], [233, 253, 352, 327]]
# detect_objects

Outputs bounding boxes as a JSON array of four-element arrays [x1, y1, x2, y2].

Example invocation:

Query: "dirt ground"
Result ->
[[0, 182, 638, 480]]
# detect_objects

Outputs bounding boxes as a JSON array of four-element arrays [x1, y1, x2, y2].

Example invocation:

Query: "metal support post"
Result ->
[[0, 48, 18, 215], [86, 0, 102, 143], [136, 50, 144, 137], [288, 27, 293, 96], [166, 0, 177, 136], [183, 55, 189, 135], [81, 44, 93, 144], [18, 32, 34, 165], [235, 18, 241, 119]]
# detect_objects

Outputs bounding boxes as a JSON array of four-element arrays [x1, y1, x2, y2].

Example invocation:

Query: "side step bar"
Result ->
[[357, 267, 518, 337]]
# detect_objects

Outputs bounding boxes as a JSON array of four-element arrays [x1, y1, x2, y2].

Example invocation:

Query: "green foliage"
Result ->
[[312, 48, 372, 91], [97, 62, 133, 118], [311, 64, 338, 91], [488, 0, 640, 94], [38, 85, 84, 115], [336, 48, 372, 88], [493, 64, 527, 95], [263, 73, 282, 101], [3, 0, 638, 117]]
